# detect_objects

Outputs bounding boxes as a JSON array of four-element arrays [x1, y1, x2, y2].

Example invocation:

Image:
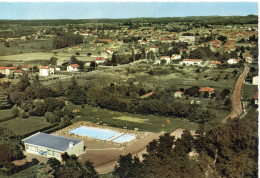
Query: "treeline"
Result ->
[[113, 108, 258, 177], [53, 34, 83, 49]]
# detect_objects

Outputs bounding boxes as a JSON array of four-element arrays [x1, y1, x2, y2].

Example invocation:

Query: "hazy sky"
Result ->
[[0, 2, 258, 19]]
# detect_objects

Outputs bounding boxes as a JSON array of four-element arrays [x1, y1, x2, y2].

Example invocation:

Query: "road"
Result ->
[[222, 63, 249, 124]]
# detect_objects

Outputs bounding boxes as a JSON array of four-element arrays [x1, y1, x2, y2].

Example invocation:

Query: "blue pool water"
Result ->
[[112, 134, 136, 143], [69, 126, 119, 140]]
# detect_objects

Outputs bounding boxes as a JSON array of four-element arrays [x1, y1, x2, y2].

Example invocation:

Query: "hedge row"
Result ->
[[21, 123, 59, 139], [0, 159, 39, 176]]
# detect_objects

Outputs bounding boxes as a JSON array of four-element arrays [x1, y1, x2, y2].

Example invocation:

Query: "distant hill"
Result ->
[[0, 15, 258, 26]]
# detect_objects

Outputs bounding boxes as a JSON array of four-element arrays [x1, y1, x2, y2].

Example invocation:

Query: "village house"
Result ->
[[95, 57, 105, 64], [39, 66, 54, 76], [174, 91, 184, 98], [252, 75, 258, 85], [254, 91, 258, 105], [13, 70, 23, 77], [182, 59, 201, 66], [160, 56, 171, 64], [67, 64, 80, 72], [22, 65, 30, 71], [227, 58, 239, 64], [199, 87, 215, 97], [150, 46, 159, 53], [209, 60, 221, 67], [171, 54, 182, 60], [179, 36, 195, 43], [0, 66, 18, 76]]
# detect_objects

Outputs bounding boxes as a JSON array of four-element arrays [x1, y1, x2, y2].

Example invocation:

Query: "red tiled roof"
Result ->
[[145, 92, 153, 97], [199, 87, 215, 92], [96, 57, 104, 61], [40, 66, 51, 69], [254, 92, 258, 100], [70, 64, 79, 68], [0, 67, 7, 70], [22, 65, 29, 68], [178, 91, 184, 95], [183, 59, 201, 62], [210, 61, 221, 64], [14, 70, 23, 73], [7, 67, 18, 70]]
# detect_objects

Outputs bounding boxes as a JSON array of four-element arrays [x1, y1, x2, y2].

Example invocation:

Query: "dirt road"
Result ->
[[222, 63, 249, 124]]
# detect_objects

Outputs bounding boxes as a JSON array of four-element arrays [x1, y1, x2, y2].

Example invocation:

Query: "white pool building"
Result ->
[[23, 132, 84, 160]]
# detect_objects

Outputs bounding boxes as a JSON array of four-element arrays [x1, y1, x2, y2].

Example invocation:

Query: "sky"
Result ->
[[0, 1, 258, 20]]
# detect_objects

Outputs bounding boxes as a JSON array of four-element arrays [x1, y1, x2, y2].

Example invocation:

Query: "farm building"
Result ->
[[23, 132, 84, 160]]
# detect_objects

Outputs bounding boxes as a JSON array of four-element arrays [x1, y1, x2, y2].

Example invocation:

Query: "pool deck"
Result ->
[[53, 121, 149, 148]]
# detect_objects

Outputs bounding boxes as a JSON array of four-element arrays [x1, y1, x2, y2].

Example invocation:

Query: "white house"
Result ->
[[179, 36, 195, 43], [67, 64, 80, 72], [0, 66, 18, 76], [39, 66, 54, 76], [160, 56, 171, 64], [171, 54, 181, 60], [252, 75, 258, 85], [95, 57, 105, 64], [23, 132, 84, 160], [182, 59, 201, 66], [150, 46, 159, 53], [227, 58, 239, 64]]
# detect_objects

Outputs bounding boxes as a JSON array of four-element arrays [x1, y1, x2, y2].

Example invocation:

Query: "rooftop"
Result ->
[[23, 132, 82, 152]]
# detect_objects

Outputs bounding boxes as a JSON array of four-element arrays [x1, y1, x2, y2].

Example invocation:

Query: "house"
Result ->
[[141, 92, 153, 99], [23, 132, 84, 160], [182, 59, 201, 66], [0, 66, 18, 76], [160, 56, 171, 64], [199, 87, 215, 96], [174, 91, 184, 98], [67, 64, 80, 72], [209, 61, 221, 67], [252, 75, 258, 85], [254, 91, 258, 105], [39, 66, 54, 76], [13, 70, 23, 77], [150, 46, 158, 53], [179, 36, 195, 43], [95, 57, 105, 64], [22, 65, 30, 71], [227, 58, 239, 64], [171, 54, 181, 60]]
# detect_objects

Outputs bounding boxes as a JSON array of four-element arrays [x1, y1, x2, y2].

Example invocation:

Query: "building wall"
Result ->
[[252, 76, 258, 85], [25, 143, 62, 159], [65, 141, 84, 156], [39, 69, 49, 76]]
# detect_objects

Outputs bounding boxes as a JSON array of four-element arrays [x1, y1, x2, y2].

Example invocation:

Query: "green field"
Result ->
[[68, 103, 198, 133], [0, 109, 13, 121], [242, 84, 258, 99], [0, 39, 53, 56], [0, 116, 51, 136]]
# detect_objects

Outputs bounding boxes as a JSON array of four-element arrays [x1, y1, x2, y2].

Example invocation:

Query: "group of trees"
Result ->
[[53, 34, 83, 49], [47, 153, 99, 178], [113, 108, 258, 177]]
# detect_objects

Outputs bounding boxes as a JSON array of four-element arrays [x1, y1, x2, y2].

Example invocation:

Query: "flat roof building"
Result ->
[[23, 132, 84, 160]]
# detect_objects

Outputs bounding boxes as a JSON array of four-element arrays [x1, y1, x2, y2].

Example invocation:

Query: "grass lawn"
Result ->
[[242, 84, 258, 99], [0, 109, 13, 121], [67, 103, 198, 133], [0, 116, 51, 136]]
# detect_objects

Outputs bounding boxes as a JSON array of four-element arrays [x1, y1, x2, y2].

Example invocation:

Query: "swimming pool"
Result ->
[[112, 134, 136, 143], [68, 126, 119, 140]]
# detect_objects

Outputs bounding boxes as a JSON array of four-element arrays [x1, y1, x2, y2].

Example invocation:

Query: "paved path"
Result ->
[[222, 64, 249, 124]]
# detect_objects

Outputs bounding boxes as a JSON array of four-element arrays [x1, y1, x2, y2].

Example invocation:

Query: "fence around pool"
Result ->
[[53, 121, 148, 148]]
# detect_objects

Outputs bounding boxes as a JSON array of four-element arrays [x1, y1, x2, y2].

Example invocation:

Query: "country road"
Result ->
[[222, 63, 249, 124]]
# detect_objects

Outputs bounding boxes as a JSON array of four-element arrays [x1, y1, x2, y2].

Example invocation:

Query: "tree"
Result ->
[[90, 61, 97, 71], [67, 77, 86, 105], [113, 153, 143, 178], [49, 57, 58, 66]]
